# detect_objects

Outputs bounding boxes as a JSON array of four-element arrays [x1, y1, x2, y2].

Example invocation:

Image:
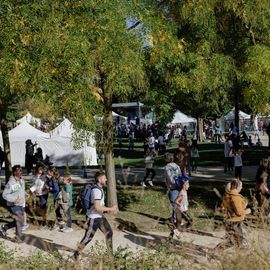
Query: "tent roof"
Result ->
[[50, 118, 73, 138], [112, 102, 144, 108], [171, 110, 197, 124], [223, 110, 250, 121], [16, 112, 41, 125], [112, 111, 127, 119], [9, 121, 48, 138]]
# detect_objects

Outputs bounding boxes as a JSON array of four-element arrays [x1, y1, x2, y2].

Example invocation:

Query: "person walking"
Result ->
[[73, 171, 117, 260], [0, 146, 4, 175], [141, 150, 156, 187], [221, 179, 251, 247], [190, 143, 199, 173], [25, 140, 37, 175], [59, 176, 73, 233], [1, 165, 25, 243], [172, 178, 193, 237], [234, 148, 243, 180], [31, 164, 48, 228], [164, 153, 182, 223], [224, 135, 234, 173]]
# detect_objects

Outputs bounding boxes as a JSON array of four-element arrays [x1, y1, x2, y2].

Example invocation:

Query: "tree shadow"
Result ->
[[117, 187, 141, 211], [129, 211, 169, 225], [115, 218, 214, 258], [23, 233, 75, 253]]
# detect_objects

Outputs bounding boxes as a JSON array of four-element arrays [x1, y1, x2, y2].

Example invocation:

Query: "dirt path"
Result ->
[[0, 221, 225, 259]]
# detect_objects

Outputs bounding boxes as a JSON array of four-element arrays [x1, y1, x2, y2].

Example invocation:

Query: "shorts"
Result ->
[[38, 194, 48, 209]]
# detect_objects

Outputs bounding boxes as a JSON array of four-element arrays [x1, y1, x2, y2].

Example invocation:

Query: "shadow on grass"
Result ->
[[117, 187, 142, 211], [115, 218, 217, 257]]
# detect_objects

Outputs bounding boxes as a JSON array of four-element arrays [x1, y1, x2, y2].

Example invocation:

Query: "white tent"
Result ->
[[16, 112, 41, 127], [222, 110, 250, 121], [10, 120, 49, 139], [0, 119, 97, 167], [50, 118, 97, 166], [219, 109, 251, 132], [112, 111, 127, 120], [170, 110, 197, 125], [50, 118, 74, 138], [0, 121, 49, 166]]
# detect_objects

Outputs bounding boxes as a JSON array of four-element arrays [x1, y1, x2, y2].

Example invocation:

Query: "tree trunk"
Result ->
[[101, 72, 118, 209], [0, 116, 12, 183], [234, 87, 240, 132]]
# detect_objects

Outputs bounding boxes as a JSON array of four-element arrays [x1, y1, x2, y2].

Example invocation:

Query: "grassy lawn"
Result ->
[[113, 138, 269, 168]]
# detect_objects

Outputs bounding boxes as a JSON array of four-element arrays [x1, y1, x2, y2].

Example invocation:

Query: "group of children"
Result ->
[[1, 164, 73, 243], [30, 164, 73, 232]]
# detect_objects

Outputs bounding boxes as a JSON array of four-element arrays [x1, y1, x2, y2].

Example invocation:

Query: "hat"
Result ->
[[181, 175, 190, 181]]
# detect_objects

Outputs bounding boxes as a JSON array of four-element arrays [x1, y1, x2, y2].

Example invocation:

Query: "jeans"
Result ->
[[4, 205, 24, 238], [168, 189, 179, 222]]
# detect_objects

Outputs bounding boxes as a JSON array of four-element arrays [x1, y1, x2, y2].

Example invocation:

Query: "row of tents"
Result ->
[[0, 117, 97, 167], [170, 109, 256, 131]]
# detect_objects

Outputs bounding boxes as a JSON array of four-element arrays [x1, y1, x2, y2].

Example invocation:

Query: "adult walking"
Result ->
[[25, 140, 37, 175], [266, 123, 270, 149], [164, 153, 182, 223], [73, 171, 117, 260], [0, 146, 4, 174], [1, 165, 25, 243]]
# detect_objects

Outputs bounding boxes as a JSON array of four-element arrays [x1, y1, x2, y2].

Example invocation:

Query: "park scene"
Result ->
[[0, 1, 270, 269]]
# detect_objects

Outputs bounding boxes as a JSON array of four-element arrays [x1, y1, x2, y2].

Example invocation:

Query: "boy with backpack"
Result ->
[[74, 171, 117, 260]]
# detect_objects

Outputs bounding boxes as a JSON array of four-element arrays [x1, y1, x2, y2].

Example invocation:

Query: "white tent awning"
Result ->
[[171, 110, 197, 125]]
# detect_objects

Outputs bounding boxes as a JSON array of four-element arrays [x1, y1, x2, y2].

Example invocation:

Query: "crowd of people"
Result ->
[[0, 124, 270, 259]]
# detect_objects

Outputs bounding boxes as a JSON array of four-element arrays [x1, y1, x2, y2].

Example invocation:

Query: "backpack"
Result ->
[[79, 184, 103, 210]]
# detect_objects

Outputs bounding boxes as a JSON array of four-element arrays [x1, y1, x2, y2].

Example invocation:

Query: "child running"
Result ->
[[141, 150, 156, 187], [170, 177, 192, 238], [59, 176, 73, 232]]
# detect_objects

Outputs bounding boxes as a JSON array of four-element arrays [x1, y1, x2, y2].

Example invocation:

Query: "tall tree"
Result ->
[[143, 0, 270, 130], [19, 1, 147, 207], [0, 1, 35, 182]]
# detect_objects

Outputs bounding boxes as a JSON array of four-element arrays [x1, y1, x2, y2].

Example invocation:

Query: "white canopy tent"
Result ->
[[170, 110, 197, 125], [50, 118, 97, 166], [0, 121, 49, 166], [0, 119, 97, 167], [219, 109, 251, 132], [222, 110, 250, 121]]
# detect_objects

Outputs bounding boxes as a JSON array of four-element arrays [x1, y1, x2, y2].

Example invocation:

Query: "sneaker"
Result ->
[[58, 221, 65, 226], [148, 181, 154, 187], [22, 224, 29, 231], [141, 182, 147, 187], [61, 227, 73, 233], [173, 229, 181, 238], [52, 224, 60, 231], [14, 235, 23, 244], [39, 225, 48, 230], [0, 225, 7, 238]]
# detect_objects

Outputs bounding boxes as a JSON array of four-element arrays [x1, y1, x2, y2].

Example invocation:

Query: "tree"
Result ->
[[14, 1, 147, 207], [0, 1, 35, 182], [143, 0, 270, 131]]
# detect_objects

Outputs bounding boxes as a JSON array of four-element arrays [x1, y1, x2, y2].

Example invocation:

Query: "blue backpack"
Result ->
[[79, 184, 103, 210]]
